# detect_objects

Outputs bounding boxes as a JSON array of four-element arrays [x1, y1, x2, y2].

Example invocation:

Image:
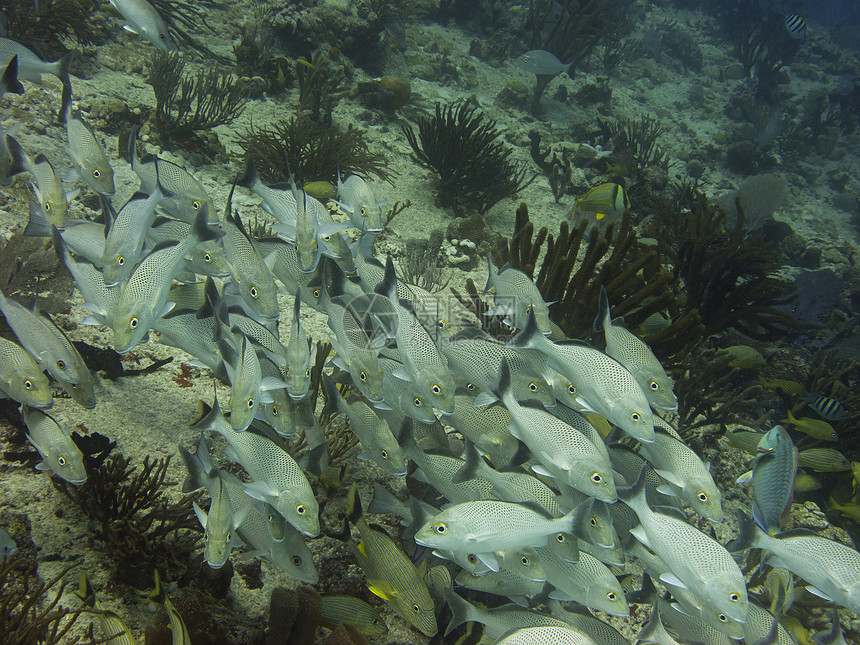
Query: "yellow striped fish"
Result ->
[[344, 483, 437, 636], [573, 183, 630, 221], [319, 595, 388, 638], [75, 572, 137, 644], [149, 570, 191, 645]]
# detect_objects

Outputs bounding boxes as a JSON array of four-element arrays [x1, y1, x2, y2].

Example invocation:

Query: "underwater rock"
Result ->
[[356, 76, 411, 111], [446, 213, 501, 251]]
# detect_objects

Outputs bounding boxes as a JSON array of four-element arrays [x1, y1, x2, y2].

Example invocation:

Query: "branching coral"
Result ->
[[2, 0, 101, 59], [0, 555, 84, 645], [402, 101, 534, 216], [53, 450, 202, 588], [239, 115, 388, 186], [399, 230, 450, 293], [597, 114, 670, 182], [296, 49, 349, 124], [148, 51, 249, 145]]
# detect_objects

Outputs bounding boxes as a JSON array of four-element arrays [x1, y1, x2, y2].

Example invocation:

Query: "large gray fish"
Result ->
[[484, 250, 553, 333], [0, 289, 87, 386], [221, 211, 279, 321], [236, 156, 298, 223], [21, 406, 86, 484], [749, 425, 797, 535], [455, 566, 545, 605], [492, 360, 616, 501], [619, 467, 748, 624], [63, 105, 115, 196], [192, 396, 319, 537], [594, 286, 677, 411], [729, 511, 860, 614], [443, 591, 571, 640], [0, 336, 52, 409], [284, 294, 315, 400], [343, 483, 436, 636], [111, 209, 219, 353], [322, 374, 405, 475], [510, 310, 654, 443], [335, 171, 384, 233], [377, 256, 454, 414], [109, 0, 174, 51], [6, 135, 76, 232], [0, 37, 72, 117], [218, 333, 286, 432], [101, 188, 163, 287], [147, 217, 230, 278], [512, 49, 571, 76], [179, 437, 249, 569], [536, 546, 628, 616], [447, 394, 520, 462], [638, 426, 723, 522]]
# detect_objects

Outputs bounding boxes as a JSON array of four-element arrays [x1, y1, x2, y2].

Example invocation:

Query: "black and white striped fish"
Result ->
[[785, 14, 807, 39], [804, 393, 848, 421]]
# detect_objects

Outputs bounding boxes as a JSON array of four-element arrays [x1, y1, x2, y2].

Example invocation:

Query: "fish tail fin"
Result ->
[[50, 226, 67, 264], [508, 308, 542, 350], [5, 134, 28, 177], [492, 357, 512, 401], [444, 591, 474, 638], [56, 51, 73, 123], [148, 570, 167, 605], [483, 248, 496, 294], [320, 373, 342, 417], [726, 510, 760, 553], [236, 155, 259, 190], [189, 395, 227, 436], [2, 55, 23, 95], [594, 285, 611, 333], [190, 206, 221, 244], [346, 481, 363, 526], [627, 572, 658, 605], [452, 440, 485, 484], [24, 199, 52, 237], [616, 464, 648, 507], [368, 483, 407, 519], [375, 254, 397, 301], [73, 571, 96, 607]]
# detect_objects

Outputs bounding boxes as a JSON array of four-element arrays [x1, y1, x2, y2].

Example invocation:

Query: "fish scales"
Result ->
[[0, 336, 52, 408], [494, 626, 592, 645], [537, 547, 627, 616], [750, 426, 797, 534]]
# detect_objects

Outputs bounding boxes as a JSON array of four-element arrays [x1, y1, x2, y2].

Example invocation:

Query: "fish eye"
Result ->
[[305, 368, 310, 377], [524, 55, 530, 60], [24, 380, 33, 390], [412, 604, 420, 613], [160, 33, 166, 40], [116, 254, 124, 266], [359, 370, 367, 381], [466, 383, 476, 391], [296, 504, 306, 515], [92, 169, 100, 179], [204, 531, 209, 542], [556, 533, 565, 543], [247, 398, 254, 408], [226, 530, 231, 541], [360, 206, 367, 216], [372, 619, 379, 625], [730, 593, 740, 602], [57, 360, 66, 370], [568, 384, 575, 395], [44, 201, 51, 212], [718, 614, 728, 623], [250, 286, 258, 298], [129, 317, 138, 329], [413, 397, 422, 407], [381, 449, 389, 459], [292, 555, 302, 566], [58, 456, 66, 466], [271, 405, 279, 416], [437, 319, 447, 330], [204, 253, 212, 262], [467, 554, 477, 563], [529, 382, 538, 391], [323, 234, 331, 242], [650, 381, 659, 391], [591, 472, 603, 483], [521, 556, 530, 565], [590, 517, 598, 527], [192, 200, 201, 210], [698, 491, 708, 502], [526, 304, 532, 313], [631, 411, 641, 422], [431, 384, 441, 395], [434, 523, 447, 534], [607, 592, 617, 601]]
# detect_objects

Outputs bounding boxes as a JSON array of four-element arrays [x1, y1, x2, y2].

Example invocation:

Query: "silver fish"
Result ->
[[536, 546, 628, 616], [63, 106, 115, 196], [512, 49, 571, 76], [0, 37, 72, 116], [639, 426, 723, 522], [236, 156, 298, 224], [443, 591, 570, 640], [447, 394, 521, 462], [218, 334, 286, 432], [455, 566, 545, 606], [509, 310, 654, 443], [494, 626, 590, 645], [21, 406, 86, 484], [377, 357, 437, 423], [618, 467, 748, 624], [484, 250, 552, 333], [192, 396, 319, 537], [0, 336, 52, 409], [594, 286, 677, 411], [335, 171, 384, 233], [729, 510, 860, 614], [221, 211, 279, 321], [147, 217, 230, 278], [6, 135, 77, 231], [111, 209, 219, 353], [109, 0, 174, 51], [284, 294, 316, 400], [102, 188, 163, 287]]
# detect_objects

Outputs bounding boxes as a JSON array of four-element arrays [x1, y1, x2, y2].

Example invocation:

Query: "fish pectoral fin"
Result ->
[[736, 470, 754, 484], [659, 572, 687, 589], [391, 366, 411, 382], [471, 391, 497, 407], [805, 586, 833, 602], [548, 589, 573, 602], [655, 484, 680, 498], [192, 501, 208, 528], [367, 580, 398, 602], [34, 460, 52, 472], [653, 469, 684, 488], [530, 464, 555, 479], [574, 397, 597, 414], [629, 525, 651, 548], [260, 377, 287, 392], [475, 552, 500, 572], [243, 480, 276, 503], [122, 24, 141, 34]]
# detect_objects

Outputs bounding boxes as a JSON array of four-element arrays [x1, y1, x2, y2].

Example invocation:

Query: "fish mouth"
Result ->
[[65, 476, 87, 485]]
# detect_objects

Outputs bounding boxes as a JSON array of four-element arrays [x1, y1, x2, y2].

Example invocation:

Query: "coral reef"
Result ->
[[148, 51, 249, 149], [402, 100, 534, 216], [296, 49, 349, 124], [597, 114, 670, 186], [1, 0, 101, 59], [239, 115, 388, 186], [399, 230, 450, 292], [53, 449, 202, 589]]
